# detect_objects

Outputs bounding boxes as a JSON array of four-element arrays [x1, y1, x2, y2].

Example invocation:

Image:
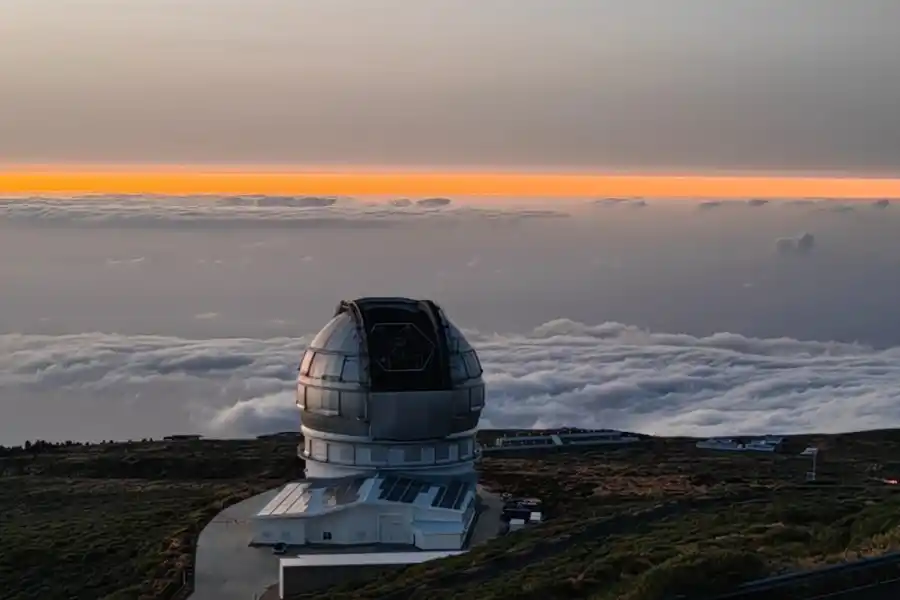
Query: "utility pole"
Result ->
[[802, 446, 819, 482]]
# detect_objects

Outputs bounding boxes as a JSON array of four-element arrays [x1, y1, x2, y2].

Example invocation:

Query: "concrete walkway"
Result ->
[[189, 489, 282, 600], [470, 484, 504, 546]]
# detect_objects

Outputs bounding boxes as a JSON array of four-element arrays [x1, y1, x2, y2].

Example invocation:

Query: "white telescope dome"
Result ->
[[297, 297, 485, 479]]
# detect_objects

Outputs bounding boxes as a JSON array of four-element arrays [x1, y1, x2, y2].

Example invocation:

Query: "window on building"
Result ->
[[323, 531, 332, 541]]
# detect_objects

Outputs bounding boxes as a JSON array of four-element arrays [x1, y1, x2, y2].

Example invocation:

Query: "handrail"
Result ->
[[702, 551, 900, 599]]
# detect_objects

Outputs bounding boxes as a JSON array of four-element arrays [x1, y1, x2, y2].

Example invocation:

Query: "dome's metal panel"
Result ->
[[297, 296, 485, 440], [299, 350, 315, 377], [449, 355, 468, 384], [469, 386, 485, 409], [463, 352, 481, 378], [341, 356, 362, 383], [368, 390, 455, 441], [321, 355, 345, 381], [324, 319, 363, 355], [451, 391, 470, 417], [300, 411, 370, 437], [307, 353, 330, 379], [445, 323, 473, 351], [338, 391, 367, 420], [309, 313, 350, 349], [454, 412, 480, 432], [304, 386, 339, 415]]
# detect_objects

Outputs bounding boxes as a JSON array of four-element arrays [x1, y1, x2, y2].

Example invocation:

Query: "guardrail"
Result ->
[[805, 576, 900, 600], [696, 551, 900, 600]]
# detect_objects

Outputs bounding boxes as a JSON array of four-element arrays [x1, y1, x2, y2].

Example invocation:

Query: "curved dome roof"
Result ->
[[298, 297, 484, 441], [302, 297, 483, 393]]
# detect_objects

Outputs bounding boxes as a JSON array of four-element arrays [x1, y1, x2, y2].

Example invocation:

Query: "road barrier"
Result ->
[[699, 551, 900, 600]]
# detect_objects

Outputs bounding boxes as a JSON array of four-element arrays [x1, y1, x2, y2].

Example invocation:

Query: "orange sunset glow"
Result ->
[[3, 168, 900, 199]]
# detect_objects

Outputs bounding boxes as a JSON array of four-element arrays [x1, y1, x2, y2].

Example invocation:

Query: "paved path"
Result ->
[[189, 489, 282, 600], [470, 484, 504, 546]]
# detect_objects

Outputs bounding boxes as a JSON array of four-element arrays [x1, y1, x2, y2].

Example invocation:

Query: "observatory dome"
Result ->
[[297, 297, 485, 479]]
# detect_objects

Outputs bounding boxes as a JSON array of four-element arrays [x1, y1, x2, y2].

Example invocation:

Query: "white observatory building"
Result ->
[[254, 297, 486, 551]]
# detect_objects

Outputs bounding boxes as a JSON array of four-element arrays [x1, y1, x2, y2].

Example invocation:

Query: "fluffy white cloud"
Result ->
[[3, 320, 900, 444], [0, 196, 567, 228]]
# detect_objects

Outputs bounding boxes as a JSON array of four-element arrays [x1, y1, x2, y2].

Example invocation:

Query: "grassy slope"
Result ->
[[0, 439, 300, 600], [3, 430, 900, 599]]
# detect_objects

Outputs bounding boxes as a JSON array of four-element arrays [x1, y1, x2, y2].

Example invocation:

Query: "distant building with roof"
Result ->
[[695, 435, 784, 453], [483, 428, 641, 454]]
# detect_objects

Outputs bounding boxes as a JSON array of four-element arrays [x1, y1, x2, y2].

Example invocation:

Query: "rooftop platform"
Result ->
[[255, 474, 477, 519]]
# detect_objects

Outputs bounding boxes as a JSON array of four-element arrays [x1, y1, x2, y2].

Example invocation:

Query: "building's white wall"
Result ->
[[255, 495, 473, 550], [413, 503, 470, 523], [302, 505, 386, 545], [414, 531, 463, 550], [254, 518, 307, 546]]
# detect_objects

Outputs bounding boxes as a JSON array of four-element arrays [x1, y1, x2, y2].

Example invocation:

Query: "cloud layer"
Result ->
[[5, 193, 900, 446], [1, 195, 892, 229], [4, 320, 900, 445], [0, 196, 568, 228]]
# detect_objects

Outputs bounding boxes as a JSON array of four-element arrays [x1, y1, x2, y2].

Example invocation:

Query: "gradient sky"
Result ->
[[3, 0, 900, 172]]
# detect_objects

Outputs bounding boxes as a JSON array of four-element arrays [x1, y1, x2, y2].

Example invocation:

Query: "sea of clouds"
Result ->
[[2, 194, 900, 444], [4, 319, 900, 445]]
